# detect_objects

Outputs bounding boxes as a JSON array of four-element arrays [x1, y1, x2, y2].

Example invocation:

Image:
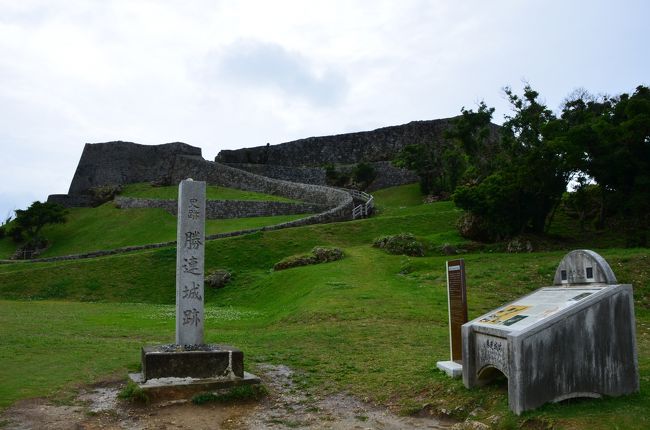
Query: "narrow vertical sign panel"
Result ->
[[446, 259, 468, 362], [176, 179, 206, 346]]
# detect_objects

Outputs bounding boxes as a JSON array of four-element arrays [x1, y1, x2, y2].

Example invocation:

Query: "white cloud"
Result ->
[[206, 40, 348, 106]]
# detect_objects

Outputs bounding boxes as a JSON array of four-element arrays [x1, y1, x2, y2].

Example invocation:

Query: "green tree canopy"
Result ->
[[453, 85, 576, 240], [13, 201, 68, 246], [560, 85, 650, 245]]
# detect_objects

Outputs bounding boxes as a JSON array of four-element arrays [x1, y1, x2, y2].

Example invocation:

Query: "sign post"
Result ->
[[437, 259, 468, 378], [446, 259, 468, 362]]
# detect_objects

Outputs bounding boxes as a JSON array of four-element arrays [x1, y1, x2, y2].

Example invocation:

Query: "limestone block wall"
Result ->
[[68, 141, 202, 195], [47, 194, 96, 208], [114, 197, 327, 219], [216, 117, 492, 166], [223, 163, 327, 185], [224, 160, 418, 191], [170, 157, 353, 215]]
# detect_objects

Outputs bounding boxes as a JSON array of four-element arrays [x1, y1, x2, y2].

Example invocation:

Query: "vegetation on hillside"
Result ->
[[3, 201, 68, 258], [0, 185, 308, 259], [0, 184, 648, 430]]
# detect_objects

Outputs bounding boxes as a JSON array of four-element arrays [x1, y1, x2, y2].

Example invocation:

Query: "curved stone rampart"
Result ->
[[170, 157, 353, 213], [223, 161, 418, 191], [114, 196, 327, 219]]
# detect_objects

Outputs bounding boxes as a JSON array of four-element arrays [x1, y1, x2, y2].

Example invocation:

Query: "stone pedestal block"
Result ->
[[142, 344, 243, 381]]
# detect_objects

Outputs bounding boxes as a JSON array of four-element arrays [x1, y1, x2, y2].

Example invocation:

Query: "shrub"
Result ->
[[353, 162, 377, 189], [118, 380, 149, 404], [311, 246, 344, 262], [372, 233, 425, 257], [88, 184, 122, 206], [274, 246, 344, 271], [324, 164, 352, 187]]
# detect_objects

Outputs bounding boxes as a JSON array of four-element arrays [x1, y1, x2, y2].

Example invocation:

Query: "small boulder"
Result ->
[[506, 236, 533, 253], [205, 270, 232, 289]]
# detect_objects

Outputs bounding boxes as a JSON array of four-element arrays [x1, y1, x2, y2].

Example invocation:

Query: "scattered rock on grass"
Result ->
[[205, 270, 232, 289], [506, 236, 534, 253]]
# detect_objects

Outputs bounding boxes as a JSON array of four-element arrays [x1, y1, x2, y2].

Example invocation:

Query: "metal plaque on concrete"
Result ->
[[176, 179, 206, 345]]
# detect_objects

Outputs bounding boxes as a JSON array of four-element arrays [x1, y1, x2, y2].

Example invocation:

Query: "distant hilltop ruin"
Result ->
[[49, 117, 498, 207]]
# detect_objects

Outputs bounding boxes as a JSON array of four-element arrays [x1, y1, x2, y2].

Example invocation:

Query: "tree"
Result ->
[[12, 201, 68, 248], [560, 85, 650, 245], [453, 85, 576, 240], [444, 101, 499, 182]]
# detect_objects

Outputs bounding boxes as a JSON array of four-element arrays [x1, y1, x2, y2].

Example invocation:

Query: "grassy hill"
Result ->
[[0, 184, 308, 259], [120, 182, 297, 202], [0, 183, 648, 429]]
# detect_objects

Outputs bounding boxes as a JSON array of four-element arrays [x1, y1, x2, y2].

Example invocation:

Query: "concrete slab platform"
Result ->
[[128, 371, 261, 401], [436, 360, 463, 378]]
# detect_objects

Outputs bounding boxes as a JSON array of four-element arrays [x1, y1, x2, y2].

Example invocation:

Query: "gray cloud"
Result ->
[[209, 40, 348, 106]]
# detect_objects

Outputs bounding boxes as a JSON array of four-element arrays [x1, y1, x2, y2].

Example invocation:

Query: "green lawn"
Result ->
[[121, 182, 296, 202], [0, 183, 648, 429]]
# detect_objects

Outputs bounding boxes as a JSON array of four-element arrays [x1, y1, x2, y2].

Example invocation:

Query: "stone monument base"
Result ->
[[128, 371, 261, 401], [132, 344, 260, 400], [436, 360, 463, 378], [141, 344, 244, 380]]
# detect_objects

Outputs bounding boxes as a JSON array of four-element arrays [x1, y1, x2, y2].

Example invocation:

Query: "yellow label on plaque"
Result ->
[[479, 305, 530, 325]]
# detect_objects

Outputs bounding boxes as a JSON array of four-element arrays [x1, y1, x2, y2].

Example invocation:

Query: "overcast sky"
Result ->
[[0, 0, 647, 218]]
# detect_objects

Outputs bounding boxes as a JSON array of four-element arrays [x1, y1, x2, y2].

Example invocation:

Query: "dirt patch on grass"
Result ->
[[1, 365, 455, 429]]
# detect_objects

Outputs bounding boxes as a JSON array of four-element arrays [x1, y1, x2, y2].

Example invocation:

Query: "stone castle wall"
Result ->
[[68, 141, 202, 195], [223, 163, 327, 185], [114, 196, 327, 219], [170, 157, 352, 209], [215, 118, 464, 166], [47, 194, 96, 208], [223, 161, 418, 190]]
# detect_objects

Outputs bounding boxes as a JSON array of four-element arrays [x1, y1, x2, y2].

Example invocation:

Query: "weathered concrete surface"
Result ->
[[141, 344, 243, 380], [462, 251, 639, 415], [129, 371, 261, 402], [175, 179, 206, 346], [437, 360, 463, 378], [553, 249, 618, 285]]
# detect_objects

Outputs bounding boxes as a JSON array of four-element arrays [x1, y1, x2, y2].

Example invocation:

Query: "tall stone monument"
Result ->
[[175, 179, 206, 346], [131, 179, 259, 398]]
